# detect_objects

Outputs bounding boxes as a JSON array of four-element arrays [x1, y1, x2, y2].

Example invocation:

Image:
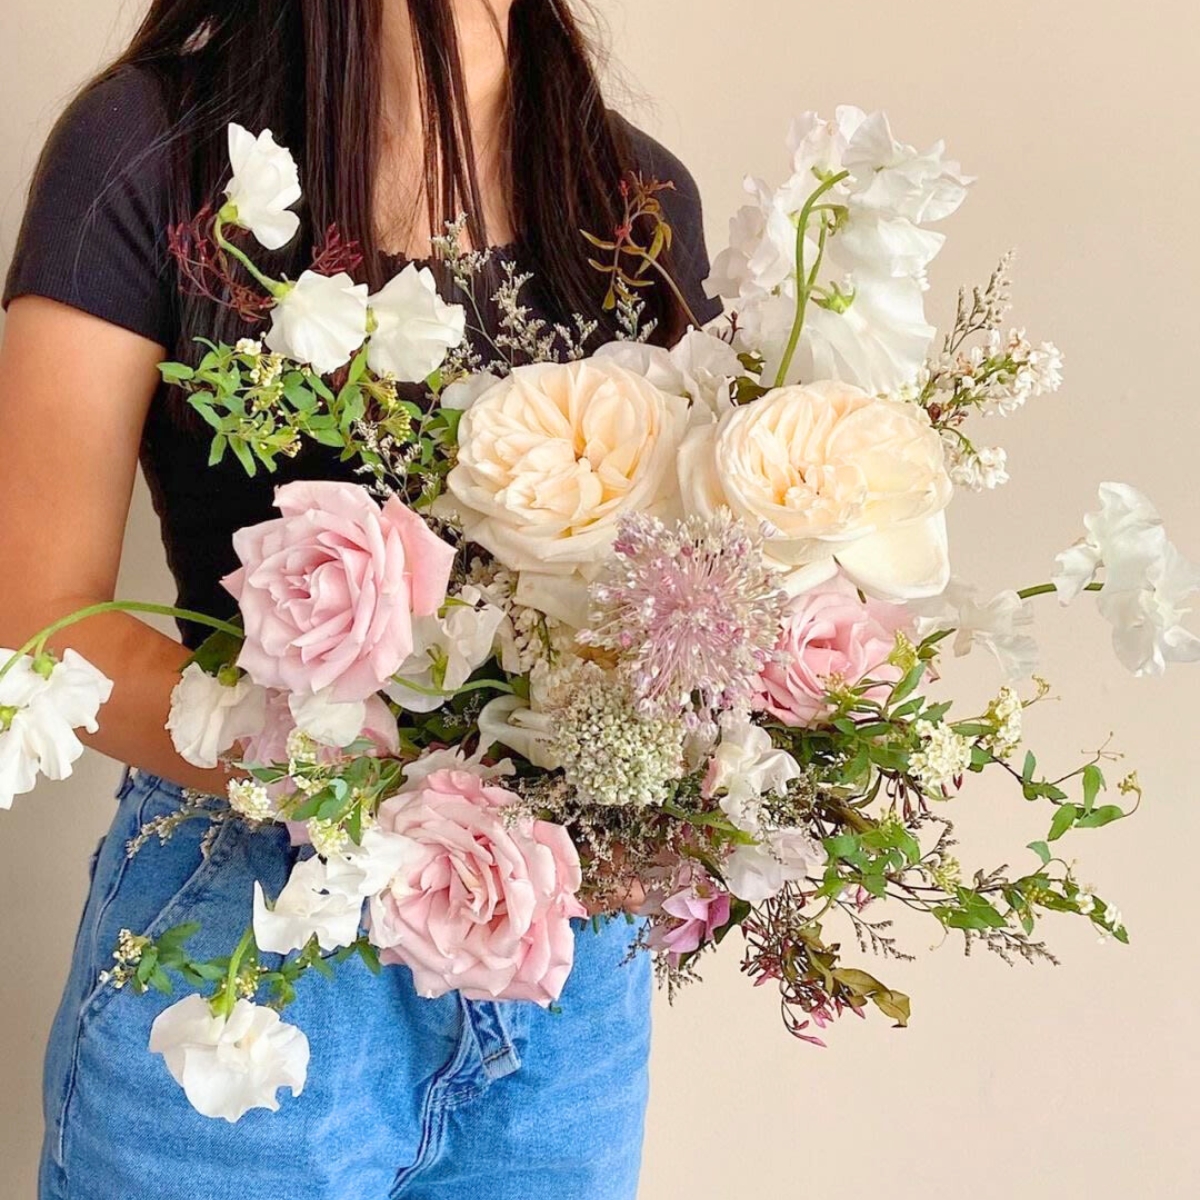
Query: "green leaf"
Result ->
[[357, 941, 383, 975], [1022, 751, 1037, 783], [890, 663, 924, 704], [1027, 840, 1052, 865], [1081, 763, 1105, 813], [1047, 803, 1081, 842], [1075, 803, 1126, 830], [159, 361, 195, 384], [230, 437, 258, 478], [184, 627, 244, 674]]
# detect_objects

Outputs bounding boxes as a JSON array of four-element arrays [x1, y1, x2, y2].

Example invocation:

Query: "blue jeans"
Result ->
[[39, 769, 652, 1199]]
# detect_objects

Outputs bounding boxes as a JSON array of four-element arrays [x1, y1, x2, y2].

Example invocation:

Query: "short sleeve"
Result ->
[[3, 68, 176, 347], [614, 116, 725, 328]]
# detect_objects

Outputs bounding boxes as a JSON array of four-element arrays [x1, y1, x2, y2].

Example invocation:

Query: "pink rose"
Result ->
[[757, 576, 912, 727], [645, 866, 731, 965], [367, 769, 586, 1006], [223, 481, 455, 703]]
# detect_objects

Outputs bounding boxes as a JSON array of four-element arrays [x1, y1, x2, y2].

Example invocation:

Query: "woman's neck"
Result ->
[[376, 1, 516, 256], [380, 1, 512, 139]]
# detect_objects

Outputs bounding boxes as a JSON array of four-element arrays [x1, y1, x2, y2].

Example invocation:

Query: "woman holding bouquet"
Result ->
[[0, 1, 719, 1196]]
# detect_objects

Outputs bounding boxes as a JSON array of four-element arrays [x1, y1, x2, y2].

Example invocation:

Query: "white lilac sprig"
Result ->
[[580, 510, 788, 734]]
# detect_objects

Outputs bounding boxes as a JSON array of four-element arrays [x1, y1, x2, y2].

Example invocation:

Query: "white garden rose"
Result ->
[[266, 270, 369, 375], [367, 264, 466, 382], [223, 124, 302, 251], [678, 380, 952, 600], [444, 359, 689, 626]]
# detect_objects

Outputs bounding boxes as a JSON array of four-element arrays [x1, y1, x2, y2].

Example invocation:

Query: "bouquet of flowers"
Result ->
[[3, 111, 1196, 1122]]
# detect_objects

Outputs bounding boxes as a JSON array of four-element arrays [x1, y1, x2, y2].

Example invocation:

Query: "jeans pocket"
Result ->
[[48, 774, 245, 1171]]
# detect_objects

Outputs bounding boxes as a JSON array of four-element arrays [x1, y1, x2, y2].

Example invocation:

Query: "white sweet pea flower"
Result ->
[[322, 826, 423, 900], [149, 995, 309, 1123], [725, 827, 827, 905], [252, 855, 364, 954], [287, 688, 366, 748], [842, 109, 972, 223], [0, 649, 113, 809], [266, 270, 369, 375], [912, 579, 1039, 680], [386, 587, 506, 714], [702, 715, 802, 833], [441, 371, 501, 412], [1097, 541, 1200, 676], [367, 264, 466, 383], [738, 272, 937, 396], [223, 124, 302, 251], [167, 664, 268, 769], [595, 328, 742, 415], [1052, 483, 1170, 602], [477, 694, 558, 770], [706, 109, 968, 395]]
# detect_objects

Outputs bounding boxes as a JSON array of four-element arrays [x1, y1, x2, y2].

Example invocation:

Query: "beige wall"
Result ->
[[2, 2, 1198, 1197]]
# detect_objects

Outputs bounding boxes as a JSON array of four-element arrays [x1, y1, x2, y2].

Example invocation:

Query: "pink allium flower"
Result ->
[[757, 575, 912, 727], [581, 511, 787, 731], [645, 866, 732, 965], [223, 481, 455, 703], [367, 769, 587, 1006]]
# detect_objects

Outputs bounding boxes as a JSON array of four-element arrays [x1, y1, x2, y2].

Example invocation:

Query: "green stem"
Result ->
[[216, 926, 256, 1018], [214, 215, 288, 299], [773, 170, 850, 389], [1017, 582, 1104, 601], [387, 675, 515, 700], [0, 601, 243, 685], [634, 252, 704, 331]]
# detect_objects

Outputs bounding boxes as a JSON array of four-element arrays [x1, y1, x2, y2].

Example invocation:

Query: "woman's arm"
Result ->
[[0, 296, 238, 795]]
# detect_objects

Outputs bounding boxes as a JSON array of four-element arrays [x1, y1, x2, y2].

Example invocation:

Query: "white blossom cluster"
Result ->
[[922, 327, 1063, 421], [908, 719, 974, 794], [546, 662, 686, 808], [465, 558, 568, 675], [943, 436, 1010, 491], [227, 778, 276, 823], [981, 686, 1023, 759]]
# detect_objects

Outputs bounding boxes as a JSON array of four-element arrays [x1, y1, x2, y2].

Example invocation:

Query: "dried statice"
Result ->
[[580, 510, 788, 733]]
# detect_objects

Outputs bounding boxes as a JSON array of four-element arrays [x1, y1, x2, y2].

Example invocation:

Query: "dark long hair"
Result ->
[[90, 0, 684, 357]]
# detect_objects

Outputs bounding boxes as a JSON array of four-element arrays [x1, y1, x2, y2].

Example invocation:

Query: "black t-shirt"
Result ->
[[3, 67, 722, 647]]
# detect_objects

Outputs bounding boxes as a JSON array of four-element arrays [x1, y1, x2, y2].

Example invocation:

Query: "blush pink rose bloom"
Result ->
[[757, 575, 912, 727], [645, 866, 731, 965], [367, 769, 586, 1005], [223, 481, 455, 703]]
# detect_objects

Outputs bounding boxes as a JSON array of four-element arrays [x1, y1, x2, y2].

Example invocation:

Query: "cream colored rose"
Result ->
[[446, 360, 689, 625], [678, 380, 952, 599]]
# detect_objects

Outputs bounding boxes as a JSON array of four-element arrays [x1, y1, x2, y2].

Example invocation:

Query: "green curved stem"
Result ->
[[216, 926, 256, 1018], [213, 216, 288, 299], [1017, 582, 1104, 601], [0, 601, 243, 685], [773, 170, 850, 389], [387, 675, 515, 700]]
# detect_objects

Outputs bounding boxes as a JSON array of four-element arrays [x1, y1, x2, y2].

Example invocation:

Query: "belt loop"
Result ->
[[464, 1000, 523, 1082], [115, 764, 138, 800]]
